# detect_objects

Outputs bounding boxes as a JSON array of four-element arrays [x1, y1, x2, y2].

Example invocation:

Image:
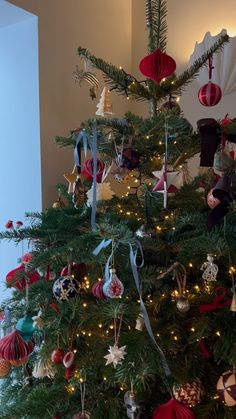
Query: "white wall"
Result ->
[[0, 1, 41, 302], [9, 0, 133, 208]]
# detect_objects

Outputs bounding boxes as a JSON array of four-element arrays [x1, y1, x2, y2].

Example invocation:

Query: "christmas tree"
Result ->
[[0, 1, 236, 418]]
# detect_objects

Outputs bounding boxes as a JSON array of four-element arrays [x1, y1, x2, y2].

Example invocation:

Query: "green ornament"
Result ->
[[16, 314, 36, 341]]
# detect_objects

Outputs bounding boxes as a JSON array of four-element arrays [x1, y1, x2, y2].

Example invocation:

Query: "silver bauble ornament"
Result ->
[[176, 296, 190, 313]]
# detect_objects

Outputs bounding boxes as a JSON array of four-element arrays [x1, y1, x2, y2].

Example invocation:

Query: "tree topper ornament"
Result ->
[[201, 254, 218, 282]]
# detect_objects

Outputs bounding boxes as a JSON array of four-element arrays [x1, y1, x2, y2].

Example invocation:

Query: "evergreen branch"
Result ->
[[78, 47, 151, 101], [146, 0, 167, 52], [55, 134, 74, 148]]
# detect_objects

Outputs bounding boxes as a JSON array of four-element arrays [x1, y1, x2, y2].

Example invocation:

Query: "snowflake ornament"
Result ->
[[104, 344, 127, 368]]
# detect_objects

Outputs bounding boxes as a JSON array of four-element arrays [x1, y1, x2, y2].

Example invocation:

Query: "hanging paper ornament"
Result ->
[[103, 269, 124, 298], [152, 398, 196, 419], [64, 166, 78, 194], [0, 330, 34, 363], [152, 168, 181, 208], [139, 48, 176, 83], [96, 87, 114, 116], [53, 275, 81, 302], [135, 312, 144, 331], [81, 158, 105, 183], [6, 263, 40, 291], [91, 279, 106, 299], [216, 370, 236, 406], [173, 379, 203, 407], [51, 348, 64, 364], [0, 358, 11, 378], [32, 358, 55, 379], [86, 182, 115, 206], [104, 344, 127, 368], [124, 391, 141, 418], [32, 310, 43, 329], [16, 314, 36, 341], [63, 351, 74, 368], [200, 254, 218, 282], [73, 65, 99, 88], [73, 174, 85, 209]]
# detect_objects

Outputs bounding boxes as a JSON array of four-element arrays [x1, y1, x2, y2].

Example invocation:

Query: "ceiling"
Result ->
[[0, 0, 35, 28]]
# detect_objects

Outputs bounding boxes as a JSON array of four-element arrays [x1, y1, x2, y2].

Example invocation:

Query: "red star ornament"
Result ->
[[152, 169, 180, 207]]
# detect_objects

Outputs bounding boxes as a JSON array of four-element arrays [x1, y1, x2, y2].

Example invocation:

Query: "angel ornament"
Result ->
[[201, 254, 218, 283]]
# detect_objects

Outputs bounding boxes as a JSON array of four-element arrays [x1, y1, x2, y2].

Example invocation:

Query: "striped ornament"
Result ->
[[217, 370, 236, 407], [198, 81, 222, 106]]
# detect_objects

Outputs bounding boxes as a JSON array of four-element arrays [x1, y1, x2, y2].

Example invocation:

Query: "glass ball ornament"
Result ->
[[16, 314, 36, 341], [176, 296, 190, 313], [53, 275, 81, 302]]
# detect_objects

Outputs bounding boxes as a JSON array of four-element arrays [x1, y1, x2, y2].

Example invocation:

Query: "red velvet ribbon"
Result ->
[[208, 56, 214, 80], [199, 287, 231, 313]]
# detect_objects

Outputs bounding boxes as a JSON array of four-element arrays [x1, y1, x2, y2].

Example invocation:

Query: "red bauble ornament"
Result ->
[[5, 220, 13, 229], [6, 263, 40, 291], [152, 398, 196, 419], [0, 331, 34, 362], [0, 358, 11, 377], [65, 363, 76, 380], [139, 48, 176, 83], [51, 348, 64, 364], [91, 279, 106, 299], [81, 158, 105, 183], [198, 82, 222, 106]]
